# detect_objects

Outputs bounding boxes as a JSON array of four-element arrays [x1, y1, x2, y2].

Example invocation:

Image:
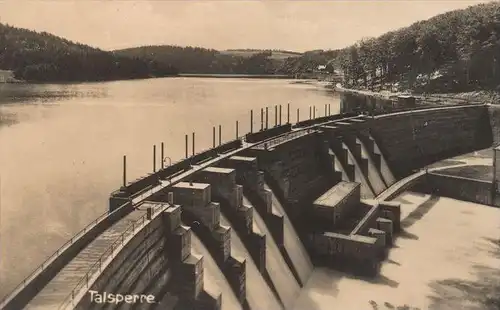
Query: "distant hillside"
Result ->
[[0, 23, 178, 82], [220, 49, 302, 60], [114, 45, 296, 75], [278, 49, 342, 75]]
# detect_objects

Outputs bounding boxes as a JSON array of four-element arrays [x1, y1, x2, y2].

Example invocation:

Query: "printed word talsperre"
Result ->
[[89, 290, 156, 304]]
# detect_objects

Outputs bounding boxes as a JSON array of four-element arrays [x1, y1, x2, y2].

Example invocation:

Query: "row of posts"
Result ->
[[121, 103, 332, 187]]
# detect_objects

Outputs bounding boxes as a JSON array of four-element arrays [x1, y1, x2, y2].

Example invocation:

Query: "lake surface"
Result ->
[[0, 77, 341, 298]]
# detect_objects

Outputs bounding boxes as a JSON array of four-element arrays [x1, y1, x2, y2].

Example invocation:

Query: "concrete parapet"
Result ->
[[223, 256, 247, 305], [312, 182, 361, 231], [174, 254, 204, 301], [379, 201, 401, 233], [195, 167, 237, 200], [213, 225, 231, 263], [171, 182, 220, 231], [367, 228, 387, 259], [168, 181, 247, 308], [425, 173, 495, 207], [376, 218, 393, 246], [172, 182, 212, 208], [309, 232, 381, 276], [247, 232, 266, 273]]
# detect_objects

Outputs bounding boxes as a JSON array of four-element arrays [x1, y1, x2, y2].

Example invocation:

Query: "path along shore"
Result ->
[[331, 83, 499, 105]]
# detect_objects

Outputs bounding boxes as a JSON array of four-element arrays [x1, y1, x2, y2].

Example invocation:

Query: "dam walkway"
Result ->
[[26, 209, 148, 310]]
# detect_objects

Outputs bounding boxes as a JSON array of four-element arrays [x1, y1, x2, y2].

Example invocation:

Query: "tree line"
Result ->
[[114, 45, 294, 75], [335, 2, 500, 93], [0, 23, 179, 82]]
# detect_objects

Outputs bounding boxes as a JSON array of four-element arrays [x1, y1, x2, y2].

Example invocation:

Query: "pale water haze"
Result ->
[[0, 0, 492, 51], [0, 78, 339, 299]]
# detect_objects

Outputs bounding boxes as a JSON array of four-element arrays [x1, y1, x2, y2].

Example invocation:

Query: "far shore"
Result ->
[[178, 73, 293, 79]]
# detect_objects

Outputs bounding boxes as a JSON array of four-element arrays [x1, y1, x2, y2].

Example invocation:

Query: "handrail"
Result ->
[[256, 128, 316, 150], [58, 202, 167, 310], [0, 205, 117, 306]]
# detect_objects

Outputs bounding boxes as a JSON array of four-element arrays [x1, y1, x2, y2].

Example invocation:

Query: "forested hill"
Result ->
[[334, 1, 500, 93], [0, 23, 178, 82], [114, 46, 301, 74]]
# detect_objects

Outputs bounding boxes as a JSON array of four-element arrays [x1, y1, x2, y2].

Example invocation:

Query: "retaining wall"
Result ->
[[424, 173, 496, 207], [371, 105, 493, 178]]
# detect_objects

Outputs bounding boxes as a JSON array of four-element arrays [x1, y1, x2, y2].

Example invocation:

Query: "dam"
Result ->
[[1, 102, 500, 310]]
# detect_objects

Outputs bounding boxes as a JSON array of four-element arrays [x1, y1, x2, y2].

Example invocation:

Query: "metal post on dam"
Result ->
[[260, 108, 264, 131], [265, 107, 269, 129], [494, 146, 500, 205], [161, 142, 164, 169], [279, 105, 282, 125], [153, 145, 156, 172], [213, 126, 216, 148], [250, 110, 253, 133], [287, 103, 290, 124], [122, 155, 127, 188]]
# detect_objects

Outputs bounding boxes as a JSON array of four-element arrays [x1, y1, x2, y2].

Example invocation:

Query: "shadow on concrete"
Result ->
[[367, 301, 422, 310], [343, 272, 400, 289], [401, 195, 440, 229], [427, 237, 500, 310], [392, 197, 413, 205], [292, 268, 341, 310], [387, 259, 401, 266], [398, 229, 420, 241], [296, 267, 400, 310]]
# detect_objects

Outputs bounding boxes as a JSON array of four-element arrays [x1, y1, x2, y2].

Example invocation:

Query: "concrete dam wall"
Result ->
[[2, 104, 498, 310]]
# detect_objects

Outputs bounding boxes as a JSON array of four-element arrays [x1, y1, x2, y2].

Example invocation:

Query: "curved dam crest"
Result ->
[[2, 103, 499, 310]]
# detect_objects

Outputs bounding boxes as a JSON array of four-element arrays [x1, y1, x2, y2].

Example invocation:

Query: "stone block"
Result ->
[[163, 206, 182, 233], [172, 182, 211, 207], [376, 218, 393, 246], [174, 254, 203, 300], [212, 225, 231, 263], [167, 226, 191, 261], [196, 167, 237, 199]]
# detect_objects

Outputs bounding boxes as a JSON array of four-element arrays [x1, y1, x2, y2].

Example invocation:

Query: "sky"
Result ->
[[0, 0, 495, 52]]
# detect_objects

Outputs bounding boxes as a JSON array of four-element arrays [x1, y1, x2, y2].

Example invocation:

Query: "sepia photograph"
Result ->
[[0, 0, 499, 309]]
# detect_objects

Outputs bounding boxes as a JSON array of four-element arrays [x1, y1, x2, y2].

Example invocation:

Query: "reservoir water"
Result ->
[[0, 77, 340, 298]]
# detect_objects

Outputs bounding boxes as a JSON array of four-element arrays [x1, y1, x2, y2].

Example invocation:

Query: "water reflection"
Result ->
[[0, 83, 109, 128]]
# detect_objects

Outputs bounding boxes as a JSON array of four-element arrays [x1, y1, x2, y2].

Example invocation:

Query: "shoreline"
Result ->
[[178, 73, 293, 79], [332, 83, 499, 105]]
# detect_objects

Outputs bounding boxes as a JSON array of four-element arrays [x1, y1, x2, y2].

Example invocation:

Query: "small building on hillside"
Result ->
[[396, 95, 417, 107]]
